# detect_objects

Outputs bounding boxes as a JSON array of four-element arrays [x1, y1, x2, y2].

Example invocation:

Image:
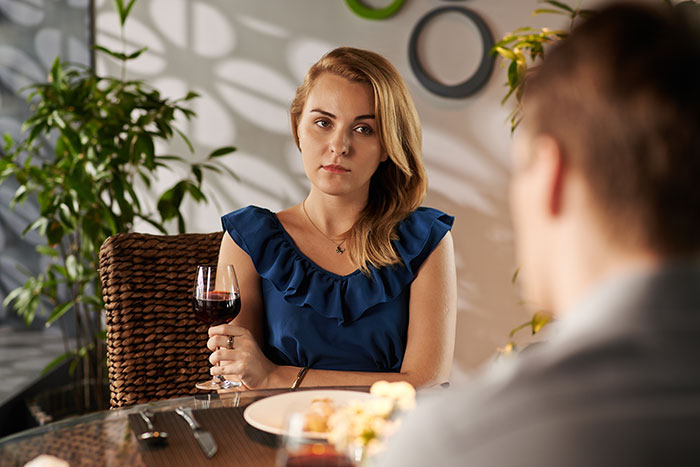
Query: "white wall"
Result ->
[[94, 0, 566, 372]]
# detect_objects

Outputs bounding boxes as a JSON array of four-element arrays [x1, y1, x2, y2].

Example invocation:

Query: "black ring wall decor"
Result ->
[[409, 6, 495, 98]]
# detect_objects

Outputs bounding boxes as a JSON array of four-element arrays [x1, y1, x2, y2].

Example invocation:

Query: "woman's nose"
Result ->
[[329, 129, 350, 156]]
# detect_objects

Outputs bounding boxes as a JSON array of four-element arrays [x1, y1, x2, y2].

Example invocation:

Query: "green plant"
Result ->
[[491, 0, 594, 131], [492, 0, 699, 131], [0, 0, 235, 410], [498, 266, 553, 356]]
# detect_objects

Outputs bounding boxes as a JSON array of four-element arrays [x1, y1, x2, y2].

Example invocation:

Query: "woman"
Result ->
[[207, 47, 456, 390]]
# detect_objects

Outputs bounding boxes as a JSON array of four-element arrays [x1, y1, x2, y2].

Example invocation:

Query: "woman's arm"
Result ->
[[209, 232, 457, 389], [217, 232, 264, 347]]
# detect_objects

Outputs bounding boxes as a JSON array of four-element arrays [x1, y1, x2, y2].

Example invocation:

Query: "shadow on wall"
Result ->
[[90, 0, 528, 370], [0, 0, 90, 324]]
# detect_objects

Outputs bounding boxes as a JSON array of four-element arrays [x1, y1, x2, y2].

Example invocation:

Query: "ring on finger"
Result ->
[[227, 336, 234, 350]]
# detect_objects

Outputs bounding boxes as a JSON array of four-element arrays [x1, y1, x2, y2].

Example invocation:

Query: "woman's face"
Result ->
[[297, 72, 387, 200]]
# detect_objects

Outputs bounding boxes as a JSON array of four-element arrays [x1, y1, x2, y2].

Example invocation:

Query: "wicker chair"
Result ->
[[99, 231, 223, 408]]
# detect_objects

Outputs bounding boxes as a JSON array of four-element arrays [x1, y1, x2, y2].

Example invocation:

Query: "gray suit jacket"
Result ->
[[380, 263, 700, 466]]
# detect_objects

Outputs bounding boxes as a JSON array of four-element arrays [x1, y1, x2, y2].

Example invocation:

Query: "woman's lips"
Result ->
[[322, 164, 350, 174]]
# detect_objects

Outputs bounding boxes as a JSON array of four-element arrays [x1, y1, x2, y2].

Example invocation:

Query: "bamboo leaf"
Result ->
[[46, 301, 74, 325], [36, 245, 59, 257], [507, 61, 520, 89], [185, 181, 206, 203], [215, 163, 240, 182], [3, 287, 25, 308], [182, 91, 200, 101], [126, 47, 148, 60], [41, 352, 72, 376], [49, 57, 62, 85], [174, 127, 194, 153], [113, 0, 125, 22], [65, 254, 79, 281], [540, 0, 575, 13], [531, 311, 553, 334], [93, 45, 128, 62], [207, 146, 237, 159], [533, 8, 570, 16], [192, 165, 203, 185], [494, 47, 517, 60], [122, 0, 137, 26]]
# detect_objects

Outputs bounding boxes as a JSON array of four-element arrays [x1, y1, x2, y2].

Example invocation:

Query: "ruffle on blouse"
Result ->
[[221, 206, 453, 326]]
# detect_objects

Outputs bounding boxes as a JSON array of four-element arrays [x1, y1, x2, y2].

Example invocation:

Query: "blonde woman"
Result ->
[[207, 47, 456, 390]]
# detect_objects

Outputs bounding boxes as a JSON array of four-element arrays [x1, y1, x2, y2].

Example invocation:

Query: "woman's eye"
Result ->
[[314, 119, 330, 128], [355, 125, 374, 135]]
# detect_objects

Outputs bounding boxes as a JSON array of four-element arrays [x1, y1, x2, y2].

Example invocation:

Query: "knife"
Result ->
[[175, 406, 218, 458]]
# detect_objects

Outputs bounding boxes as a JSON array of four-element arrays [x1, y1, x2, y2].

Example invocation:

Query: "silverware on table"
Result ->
[[138, 409, 169, 446], [175, 406, 218, 458]]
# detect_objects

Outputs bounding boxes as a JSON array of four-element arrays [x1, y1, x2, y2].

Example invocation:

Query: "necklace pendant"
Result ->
[[336, 245, 345, 255]]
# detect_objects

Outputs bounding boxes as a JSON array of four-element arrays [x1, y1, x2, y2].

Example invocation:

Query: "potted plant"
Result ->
[[0, 0, 236, 417]]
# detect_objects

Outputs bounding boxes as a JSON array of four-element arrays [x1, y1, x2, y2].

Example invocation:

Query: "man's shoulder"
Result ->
[[382, 330, 700, 467]]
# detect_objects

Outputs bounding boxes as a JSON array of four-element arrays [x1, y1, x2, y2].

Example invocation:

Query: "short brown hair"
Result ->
[[523, 3, 700, 255], [290, 47, 427, 273]]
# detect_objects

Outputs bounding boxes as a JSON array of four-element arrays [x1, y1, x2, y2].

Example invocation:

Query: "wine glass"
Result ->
[[192, 264, 242, 390]]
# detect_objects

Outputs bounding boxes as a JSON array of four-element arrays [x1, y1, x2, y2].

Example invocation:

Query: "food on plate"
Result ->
[[302, 397, 335, 433]]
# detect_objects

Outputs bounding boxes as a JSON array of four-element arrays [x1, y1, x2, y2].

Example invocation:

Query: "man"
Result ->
[[380, 3, 700, 466]]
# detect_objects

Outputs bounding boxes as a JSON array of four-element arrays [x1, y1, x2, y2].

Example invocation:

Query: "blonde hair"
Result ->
[[290, 47, 427, 273]]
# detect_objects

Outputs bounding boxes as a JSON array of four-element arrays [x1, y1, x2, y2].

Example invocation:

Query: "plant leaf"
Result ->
[[122, 0, 137, 26], [36, 245, 59, 257], [531, 311, 553, 334], [540, 0, 575, 13], [41, 352, 72, 376], [93, 45, 128, 62], [533, 8, 570, 16], [126, 47, 148, 60], [174, 127, 194, 153], [207, 146, 237, 159], [46, 301, 74, 325]]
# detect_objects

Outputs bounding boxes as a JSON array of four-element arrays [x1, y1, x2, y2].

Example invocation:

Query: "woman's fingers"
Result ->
[[211, 351, 250, 375], [206, 331, 253, 352], [206, 329, 276, 389], [208, 324, 249, 338]]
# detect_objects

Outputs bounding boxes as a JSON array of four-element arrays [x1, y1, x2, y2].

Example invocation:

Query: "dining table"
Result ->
[[0, 386, 370, 467]]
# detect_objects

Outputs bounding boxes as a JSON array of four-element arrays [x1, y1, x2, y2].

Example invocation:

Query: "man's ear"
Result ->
[[532, 134, 566, 217]]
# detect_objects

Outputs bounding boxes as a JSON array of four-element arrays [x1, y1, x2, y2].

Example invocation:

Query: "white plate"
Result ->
[[243, 389, 374, 439]]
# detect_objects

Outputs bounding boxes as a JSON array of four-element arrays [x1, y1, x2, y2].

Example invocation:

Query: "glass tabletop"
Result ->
[[0, 386, 369, 467]]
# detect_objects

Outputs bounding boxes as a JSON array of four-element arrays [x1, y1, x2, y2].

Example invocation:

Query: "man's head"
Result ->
[[511, 2, 700, 310]]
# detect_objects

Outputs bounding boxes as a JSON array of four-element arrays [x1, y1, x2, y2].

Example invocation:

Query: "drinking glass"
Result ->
[[276, 412, 355, 467], [192, 264, 242, 390]]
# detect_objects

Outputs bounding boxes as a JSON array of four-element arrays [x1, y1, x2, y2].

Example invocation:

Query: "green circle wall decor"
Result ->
[[408, 6, 495, 98], [345, 0, 406, 20]]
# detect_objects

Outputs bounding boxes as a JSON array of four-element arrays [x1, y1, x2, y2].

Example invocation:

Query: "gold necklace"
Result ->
[[302, 200, 346, 254]]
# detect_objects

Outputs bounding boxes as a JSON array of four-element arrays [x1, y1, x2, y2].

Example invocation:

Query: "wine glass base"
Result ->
[[195, 378, 242, 391]]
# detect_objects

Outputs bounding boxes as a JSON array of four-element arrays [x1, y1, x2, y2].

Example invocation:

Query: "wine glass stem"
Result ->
[[216, 346, 225, 383]]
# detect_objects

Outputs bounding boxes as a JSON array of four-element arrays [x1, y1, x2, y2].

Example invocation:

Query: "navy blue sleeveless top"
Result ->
[[221, 206, 453, 373]]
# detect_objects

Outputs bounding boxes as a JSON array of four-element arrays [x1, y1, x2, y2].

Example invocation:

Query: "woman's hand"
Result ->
[[207, 324, 278, 389]]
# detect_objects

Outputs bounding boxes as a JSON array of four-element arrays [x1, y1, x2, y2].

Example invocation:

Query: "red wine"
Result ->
[[285, 453, 353, 467], [192, 291, 240, 325], [284, 445, 353, 467]]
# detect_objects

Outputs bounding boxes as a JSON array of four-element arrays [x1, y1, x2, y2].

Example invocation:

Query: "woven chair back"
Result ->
[[99, 231, 223, 408]]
